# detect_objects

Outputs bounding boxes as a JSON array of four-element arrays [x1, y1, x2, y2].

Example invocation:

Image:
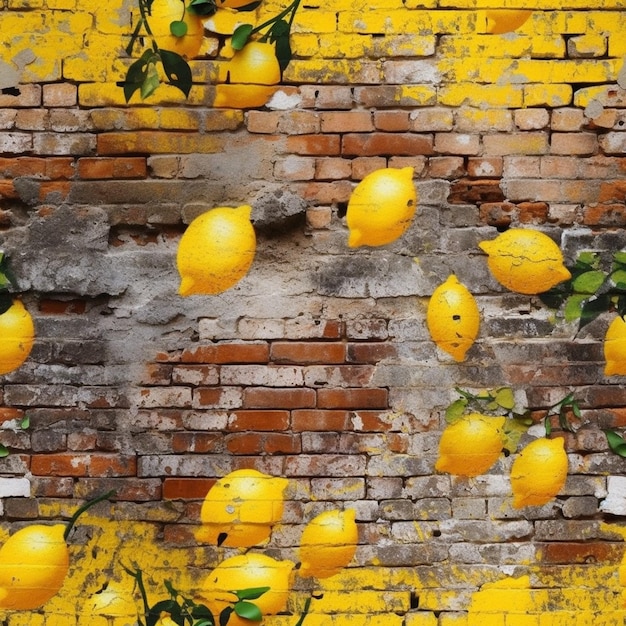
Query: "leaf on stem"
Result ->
[[231, 23, 254, 50], [170, 19, 188, 36], [234, 601, 262, 621], [604, 429, 626, 457], [189, 0, 217, 15], [160, 49, 193, 97]]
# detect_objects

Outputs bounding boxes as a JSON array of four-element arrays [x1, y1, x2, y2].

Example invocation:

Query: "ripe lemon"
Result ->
[[435, 413, 506, 477], [214, 41, 281, 108], [483, 10, 533, 34], [346, 166, 417, 247], [0, 298, 35, 375], [478, 228, 571, 295], [427, 274, 480, 362], [604, 315, 626, 376], [199, 553, 294, 626], [149, 0, 205, 58], [176, 205, 256, 296], [0, 524, 69, 610], [196, 469, 288, 547], [510, 436, 568, 508], [298, 509, 358, 579]]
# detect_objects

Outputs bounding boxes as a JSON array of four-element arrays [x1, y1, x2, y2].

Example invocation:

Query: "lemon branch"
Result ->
[[64, 490, 117, 540]]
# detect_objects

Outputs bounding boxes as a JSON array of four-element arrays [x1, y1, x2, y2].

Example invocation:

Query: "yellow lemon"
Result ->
[[149, 0, 205, 58], [435, 414, 506, 477], [198, 553, 294, 626], [214, 41, 281, 108], [0, 299, 35, 375], [604, 315, 626, 376], [196, 469, 288, 547], [510, 436, 568, 508], [346, 167, 417, 247], [298, 509, 358, 579], [482, 9, 533, 34], [478, 228, 571, 295], [427, 274, 480, 362], [176, 205, 256, 296], [80, 582, 139, 623], [0, 524, 69, 610]]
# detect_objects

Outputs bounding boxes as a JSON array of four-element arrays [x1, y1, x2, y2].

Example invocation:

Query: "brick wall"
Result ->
[[1, 0, 626, 623]]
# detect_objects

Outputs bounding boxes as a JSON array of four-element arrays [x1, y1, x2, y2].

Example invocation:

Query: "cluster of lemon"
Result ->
[[436, 413, 568, 509]]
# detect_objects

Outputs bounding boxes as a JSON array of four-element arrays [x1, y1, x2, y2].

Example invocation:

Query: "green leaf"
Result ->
[[159, 49, 193, 97], [189, 0, 217, 15], [445, 398, 468, 423], [231, 23, 253, 50], [613, 251, 626, 267], [19, 416, 30, 430], [140, 62, 161, 100], [191, 604, 214, 620], [563, 294, 587, 322], [578, 294, 611, 330], [234, 601, 262, 621], [170, 19, 188, 37], [494, 387, 515, 410], [571, 270, 607, 294], [576, 251, 600, 269], [604, 429, 626, 457], [273, 33, 292, 75], [502, 417, 529, 454], [0, 445, 9, 458], [122, 49, 155, 102], [0, 292, 12, 316], [219, 607, 233, 626], [235, 587, 269, 601], [195, 621, 214, 626], [616, 295, 626, 319], [611, 269, 626, 290], [539, 288, 570, 311]]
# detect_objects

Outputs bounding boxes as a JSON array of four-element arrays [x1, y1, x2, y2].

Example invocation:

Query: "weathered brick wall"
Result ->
[[1, 0, 626, 623]]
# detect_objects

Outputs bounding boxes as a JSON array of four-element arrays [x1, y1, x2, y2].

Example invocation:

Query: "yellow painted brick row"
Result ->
[[306, 589, 412, 613], [440, 0, 623, 8], [337, 9, 475, 35], [284, 59, 381, 84]]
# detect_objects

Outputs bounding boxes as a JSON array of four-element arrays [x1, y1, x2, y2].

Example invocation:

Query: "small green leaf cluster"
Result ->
[[540, 251, 626, 330], [0, 250, 17, 315], [122, 564, 269, 626], [604, 430, 626, 458], [0, 415, 30, 459]]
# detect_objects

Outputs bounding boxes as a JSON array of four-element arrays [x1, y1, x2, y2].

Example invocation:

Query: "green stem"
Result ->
[[293, 594, 313, 626], [250, 0, 301, 37], [64, 489, 116, 541]]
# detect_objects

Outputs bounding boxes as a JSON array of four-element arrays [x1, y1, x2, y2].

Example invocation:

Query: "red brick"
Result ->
[[163, 478, 215, 500], [243, 387, 316, 409], [351, 156, 387, 180], [467, 157, 503, 178], [31, 453, 89, 476], [583, 203, 626, 226], [74, 478, 161, 501], [517, 201, 550, 223], [301, 180, 353, 203], [320, 111, 374, 133], [226, 432, 301, 455], [163, 524, 198, 545], [538, 542, 623, 564], [172, 432, 222, 453], [30, 476, 75, 498], [374, 110, 410, 131], [342, 133, 434, 156], [271, 341, 346, 364], [246, 110, 280, 134], [277, 111, 321, 134], [292, 409, 351, 431], [228, 410, 291, 431], [181, 343, 270, 364], [77, 157, 147, 179], [317, 388, 389, 409], [286, 134, 341, 155], [598, 180, 626, 203], [347, 343, 398, 363], [38, 298, 87, 314], [315, 157, 352, 180], [427, 156, 465, 179], [88, 454, 137, 477]]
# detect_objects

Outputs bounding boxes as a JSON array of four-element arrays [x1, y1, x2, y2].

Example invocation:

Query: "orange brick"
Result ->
[[286, 134, 341, 155], [163, 478, 215, 499], [77, 157, 147, 179], [342, 132, 434, 156], [320, 111, 374, 133]]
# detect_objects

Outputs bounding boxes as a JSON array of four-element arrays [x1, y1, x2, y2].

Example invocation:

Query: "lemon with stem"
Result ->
[[436, 414, 506, 477], [0, 490, 115, 610], [149, 0, 205, 58]]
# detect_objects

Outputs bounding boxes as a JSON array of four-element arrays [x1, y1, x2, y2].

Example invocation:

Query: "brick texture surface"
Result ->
[[1, 1, 626, 623]]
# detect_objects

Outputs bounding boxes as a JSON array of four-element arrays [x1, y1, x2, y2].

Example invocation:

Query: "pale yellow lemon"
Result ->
[[214, 41, 281, 108], [427, 274, 480, 362], [198, 553, 294, 626], [346, 167, 417, 247], [510, 436, 568, 508], [436, 414, 506, 477], [479, 228, 571, 295], [298, 509, 358, 579], [604, 315, 626, 376], [176, 205, 256, 296], [196, 469, 288, 547], [0, 299, 35, 375]]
